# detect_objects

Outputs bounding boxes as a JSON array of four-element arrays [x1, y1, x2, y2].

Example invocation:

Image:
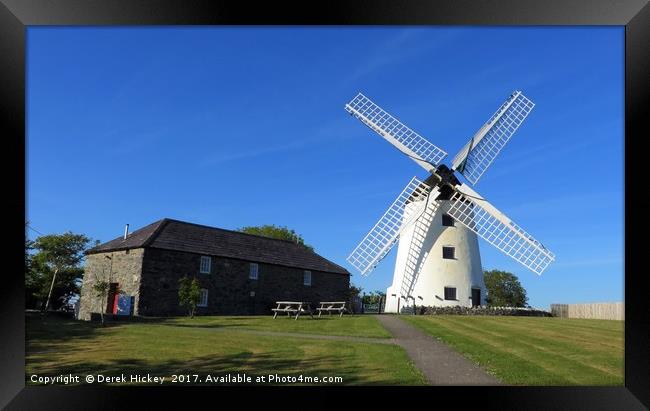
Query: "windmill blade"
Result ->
[[345, 93, 447, 172], [451, 91, 535, 185], [347, 177, 438, 276], [400, 195, 441, 297], [447, 184, 555, 275]]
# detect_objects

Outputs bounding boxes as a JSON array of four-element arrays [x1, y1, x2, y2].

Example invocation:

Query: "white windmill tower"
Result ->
[[345, 91, 555, 313]]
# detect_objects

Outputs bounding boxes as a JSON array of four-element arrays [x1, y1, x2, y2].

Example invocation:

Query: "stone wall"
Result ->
[[77, 248, 145, 321], [415, 305, 552, 317], [78, 247, 350, 319], [139, 248, 350, 316]]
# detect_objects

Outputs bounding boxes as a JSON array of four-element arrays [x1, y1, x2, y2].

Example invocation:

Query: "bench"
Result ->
[[316, 302, 348, 317], [272, 301, 314, 320]]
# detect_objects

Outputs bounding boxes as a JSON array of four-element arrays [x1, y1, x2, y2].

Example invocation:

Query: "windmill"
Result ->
[[345, 91, 555, 313]]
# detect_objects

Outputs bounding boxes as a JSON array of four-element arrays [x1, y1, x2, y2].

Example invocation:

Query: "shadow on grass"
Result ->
[[26, 312, 107, 343], [26, 312, 197, 355], [26, 312, 409, 385], [25, 311, 241, 338], [160, 316, 348, 330], [161, 323, 256, 330], [26, 350, 374, 385]]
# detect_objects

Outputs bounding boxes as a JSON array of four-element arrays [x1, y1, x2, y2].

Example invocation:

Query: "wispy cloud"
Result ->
[[198, 138, 314, 166], [502, 189, 621, 218], [103, 128, 168, 156], [342, 29, 462, 85], [478, 131, 614, 183], [197, 117, 354, 167]]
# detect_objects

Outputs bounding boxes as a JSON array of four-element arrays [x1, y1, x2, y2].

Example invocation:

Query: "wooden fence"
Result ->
[[550, 302, 624, 320]]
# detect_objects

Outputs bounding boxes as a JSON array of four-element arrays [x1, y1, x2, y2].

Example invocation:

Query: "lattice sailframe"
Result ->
[[452, 91, 535, 185], [399, 196, 440, 297], [347, 177, 434, 276], [447, 184, 555, 275], [345, 93, 447, 171]]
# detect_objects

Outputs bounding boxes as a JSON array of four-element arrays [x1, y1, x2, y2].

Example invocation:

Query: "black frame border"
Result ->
[[2, 0, 648, 409]]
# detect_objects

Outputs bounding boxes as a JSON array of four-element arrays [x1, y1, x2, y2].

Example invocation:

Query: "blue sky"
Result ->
[[27, 27, 624, 310]]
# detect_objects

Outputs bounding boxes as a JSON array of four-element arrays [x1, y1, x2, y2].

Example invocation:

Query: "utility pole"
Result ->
[[43, 268, 59, 312]]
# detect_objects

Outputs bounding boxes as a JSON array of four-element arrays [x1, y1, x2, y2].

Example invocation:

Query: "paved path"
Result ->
[[375, 315, 501, 385]]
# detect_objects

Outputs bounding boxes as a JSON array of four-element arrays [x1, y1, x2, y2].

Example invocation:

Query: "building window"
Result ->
[[200, 256, 211, 274], [444, 287, 457, 301], [303, 270, 312, 286], [442, 214, 455, 227], [249, 263, 259, 280], [442, 246, 455, 259], [198, 289, 208, 307]]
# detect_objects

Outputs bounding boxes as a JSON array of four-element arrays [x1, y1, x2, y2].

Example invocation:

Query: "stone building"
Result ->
[[77, 218, 350, 320]]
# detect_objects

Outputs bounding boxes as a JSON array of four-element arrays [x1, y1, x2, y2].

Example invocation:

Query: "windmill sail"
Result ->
[[447, 183, 555, 275], [347, 177, 436, 276], [451, 91, 535, 185], [399, 196, 441, 297], [345, 93, 447, 172]]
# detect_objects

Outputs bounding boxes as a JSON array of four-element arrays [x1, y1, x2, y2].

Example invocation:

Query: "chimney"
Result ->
[[123, 224, 129, 240]]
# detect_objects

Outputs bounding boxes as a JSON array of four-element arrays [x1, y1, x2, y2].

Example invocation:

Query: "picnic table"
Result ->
[[272, 301, 314, 320], [316, 302, 348, 317]]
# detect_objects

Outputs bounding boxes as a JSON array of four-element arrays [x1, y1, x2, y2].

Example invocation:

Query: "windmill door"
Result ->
[[471, 288, 481, 307]]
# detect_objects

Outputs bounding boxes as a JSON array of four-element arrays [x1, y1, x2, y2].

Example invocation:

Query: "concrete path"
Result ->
[[375, 315, 501, 385]]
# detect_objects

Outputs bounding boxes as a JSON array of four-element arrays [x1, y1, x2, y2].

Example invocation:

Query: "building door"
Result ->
[[471, 288, 481, 307], [106, 283, 119, 313]]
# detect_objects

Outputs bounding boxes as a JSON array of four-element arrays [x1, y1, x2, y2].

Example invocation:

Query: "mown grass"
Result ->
[[401, 315, 624, 385], [161, 314, 392, 338], [26, 314, 424, 385]]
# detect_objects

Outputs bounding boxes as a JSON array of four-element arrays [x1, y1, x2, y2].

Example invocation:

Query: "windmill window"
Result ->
[[303, 270, 312, 286], [200, 256, 211, 274], [197, 289, 208, 307], [444, 287, 457, 301], [442, 214, 455, 227], [442, 246, 455, 259], [249, 263, 259, 280]]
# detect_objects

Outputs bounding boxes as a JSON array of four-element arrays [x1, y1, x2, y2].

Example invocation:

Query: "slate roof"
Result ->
[[86, 218, 350, 275]]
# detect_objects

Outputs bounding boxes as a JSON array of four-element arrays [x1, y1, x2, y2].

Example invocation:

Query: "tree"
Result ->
[[238, 225, 314, 252], [29, 232, 94, 311], [362, 290, 385, 305], [347, 283, 363, 314], [348, 283, 363, 300], [25, 223, 33, 273], [25, 226, 39, 308], [92, 278, 110, 326], [178, 276, 201, 318], [483, 269, 528, 307], [28, 262, 84, 310]]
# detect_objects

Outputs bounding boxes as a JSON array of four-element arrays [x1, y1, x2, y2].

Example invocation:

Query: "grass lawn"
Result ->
[[161, 314, 392, 338], [401, 315, 624, 385], [26, 313, 424, 385]]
